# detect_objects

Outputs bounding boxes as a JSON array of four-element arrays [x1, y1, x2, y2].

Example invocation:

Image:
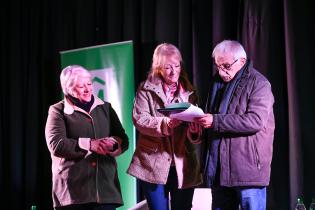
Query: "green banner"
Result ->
[[60, 41, 136, 210]]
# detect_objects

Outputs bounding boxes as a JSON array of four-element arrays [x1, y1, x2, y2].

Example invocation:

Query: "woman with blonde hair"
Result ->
[[127, 43, 202, 210]]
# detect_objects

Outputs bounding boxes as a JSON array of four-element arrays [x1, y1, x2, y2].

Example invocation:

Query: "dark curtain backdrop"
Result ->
[[0, 0, 314, 210]]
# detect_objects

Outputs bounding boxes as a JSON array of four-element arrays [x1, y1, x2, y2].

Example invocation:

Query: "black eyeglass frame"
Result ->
[[214, 59, 239, 71]]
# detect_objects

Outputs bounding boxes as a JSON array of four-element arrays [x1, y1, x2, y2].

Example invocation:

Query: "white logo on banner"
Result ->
[[90, 68, 122, 120]]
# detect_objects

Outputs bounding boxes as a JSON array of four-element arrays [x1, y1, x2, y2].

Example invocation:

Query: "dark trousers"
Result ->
[[55, 203, 116, 210], [140, 167, 195, 210]]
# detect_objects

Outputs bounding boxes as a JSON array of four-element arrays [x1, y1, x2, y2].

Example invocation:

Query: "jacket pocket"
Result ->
[[132, 140, 160, 169], [250, 138, 261, 170], [57, 158, 70, 175], [139, 140, 159, 154], [57, 157, 86, 180]]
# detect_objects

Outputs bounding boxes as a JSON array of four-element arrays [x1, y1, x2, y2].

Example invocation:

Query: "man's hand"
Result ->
[[194, 113, 213, 128]]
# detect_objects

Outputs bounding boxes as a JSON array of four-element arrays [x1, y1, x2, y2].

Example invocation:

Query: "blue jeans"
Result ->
[[211, 186, 266, 210], [139, 167, 195, 210]]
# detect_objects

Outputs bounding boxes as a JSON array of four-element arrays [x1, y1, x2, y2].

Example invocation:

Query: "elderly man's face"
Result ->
[[215, 55, 244, 82]]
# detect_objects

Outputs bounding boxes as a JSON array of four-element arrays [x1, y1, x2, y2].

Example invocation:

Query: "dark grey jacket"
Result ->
[[204, 62, 275, 187], [45, 96, 128, 207]]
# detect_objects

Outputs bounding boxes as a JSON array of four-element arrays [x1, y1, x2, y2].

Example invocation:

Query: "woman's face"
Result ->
[[160, 56, 181, 85], [72, 76, 93, 102]]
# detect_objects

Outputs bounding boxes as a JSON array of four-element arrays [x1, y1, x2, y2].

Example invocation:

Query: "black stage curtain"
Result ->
[[0, 0, 314, 209]]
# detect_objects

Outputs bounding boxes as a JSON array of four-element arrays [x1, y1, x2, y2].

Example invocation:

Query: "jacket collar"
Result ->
[[63, 95, 104, 115], [237, 59, 252, 86], [230, 59, 253, 99]]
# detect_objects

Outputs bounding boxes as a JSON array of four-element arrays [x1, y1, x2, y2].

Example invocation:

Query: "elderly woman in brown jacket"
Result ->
[[45, 65, 128, 210], [127, 43, 202, 210]]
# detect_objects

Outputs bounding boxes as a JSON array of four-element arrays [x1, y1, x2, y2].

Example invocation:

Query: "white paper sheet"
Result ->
[[169, 104, 205, 122]]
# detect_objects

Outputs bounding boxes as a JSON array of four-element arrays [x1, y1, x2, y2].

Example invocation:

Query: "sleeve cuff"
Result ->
[[212, 114, 218, 131], [161, 117, 172, 136], [79, 137, 92, 156]]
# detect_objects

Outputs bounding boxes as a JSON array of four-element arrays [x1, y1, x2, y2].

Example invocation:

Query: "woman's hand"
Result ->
[[90, 137, 118, 155], [166, 117, 182, 128], [107, 137, 123, 157]]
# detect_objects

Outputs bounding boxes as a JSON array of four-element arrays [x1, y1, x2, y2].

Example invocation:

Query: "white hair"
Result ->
[[60, 65, 91, 96], [212, 40, 247, 60]]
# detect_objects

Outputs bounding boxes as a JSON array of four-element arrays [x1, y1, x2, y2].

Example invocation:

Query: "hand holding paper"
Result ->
[[193, 113, 213, 128], [158, 102, 205, 122], [166, 118, 183, 128]]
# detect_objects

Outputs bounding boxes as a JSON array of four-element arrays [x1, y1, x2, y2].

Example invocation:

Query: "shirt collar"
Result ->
[[63, 95, 104, 115]]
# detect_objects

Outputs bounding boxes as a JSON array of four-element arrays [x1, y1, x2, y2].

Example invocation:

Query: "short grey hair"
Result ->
[[60, 65, 91, 96], [212, 40, 247, 61]]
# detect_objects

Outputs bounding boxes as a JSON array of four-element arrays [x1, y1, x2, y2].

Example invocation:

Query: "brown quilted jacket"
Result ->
[[127, 77, 202, 189]]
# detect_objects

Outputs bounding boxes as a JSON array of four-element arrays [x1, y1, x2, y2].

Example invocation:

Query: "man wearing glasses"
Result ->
[[194, 40, 275, 210]]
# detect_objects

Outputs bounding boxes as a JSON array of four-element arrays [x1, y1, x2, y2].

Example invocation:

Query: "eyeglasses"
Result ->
[[215, 59, 238, 71]]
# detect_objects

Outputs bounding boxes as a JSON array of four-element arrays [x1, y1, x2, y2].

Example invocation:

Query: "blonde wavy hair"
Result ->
[[148, 43, 195, 91]]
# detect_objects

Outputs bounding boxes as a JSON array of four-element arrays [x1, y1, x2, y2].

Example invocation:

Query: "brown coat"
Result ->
[[45, 96, 128, 207], [127, 77, 202, 189]]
